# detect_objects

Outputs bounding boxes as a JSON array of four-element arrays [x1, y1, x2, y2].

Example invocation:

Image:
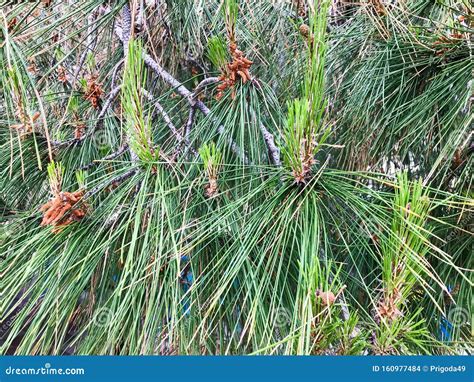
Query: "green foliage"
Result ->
[[46, 160, 64, 194], [207, 35, 228, 70], [282, 1, 330, 182], [199, 141, 222, 172], [223, 0, 238, 40], [122, 39, 157, 163], [75, 169, 87, 189]]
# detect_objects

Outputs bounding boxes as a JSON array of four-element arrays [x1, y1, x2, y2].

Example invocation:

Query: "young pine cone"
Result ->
[[316, 290, 336, 306], [299, 24, 309, 38], [205, 178, 218, 198]]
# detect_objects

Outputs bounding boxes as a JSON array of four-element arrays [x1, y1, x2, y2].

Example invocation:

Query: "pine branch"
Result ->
[[52, 85, 122, 148]]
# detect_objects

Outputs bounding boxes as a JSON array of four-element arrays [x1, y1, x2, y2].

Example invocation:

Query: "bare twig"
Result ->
[[192, 77, 219, 101], [110, 59, 124, 89], [184, 107, 196, 143], [142, 89, 198, 156], [116, 8, 250, 164], [80, 144, 129, 171], [251, 84, 281, 166], [186, 54, 209, 78]]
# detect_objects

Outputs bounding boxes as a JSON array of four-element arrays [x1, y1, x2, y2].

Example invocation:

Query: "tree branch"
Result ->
[[83, 168, 137, 200], [184, 106, 196, 143], [192, 77, 219, 101], [259, 122, 281, 166], [116, 9, 250, 164]]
